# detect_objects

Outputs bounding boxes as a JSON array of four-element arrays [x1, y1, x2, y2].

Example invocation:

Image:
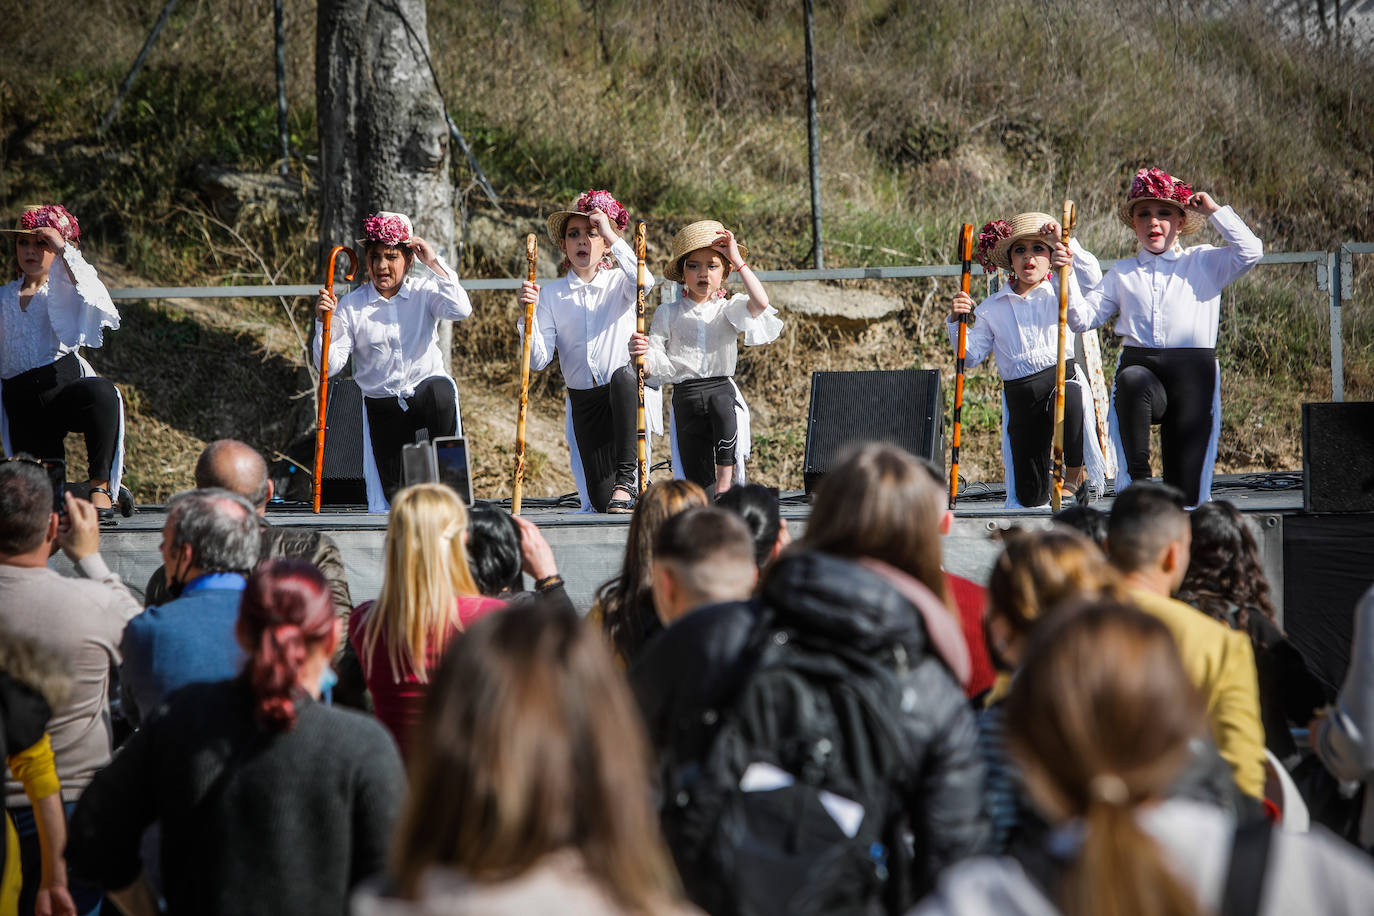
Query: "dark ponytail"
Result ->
[[238, 559, 336, 731]]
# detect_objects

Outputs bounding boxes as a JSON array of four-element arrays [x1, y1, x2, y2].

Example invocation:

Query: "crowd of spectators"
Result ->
[[2, 439, 1374, 915]]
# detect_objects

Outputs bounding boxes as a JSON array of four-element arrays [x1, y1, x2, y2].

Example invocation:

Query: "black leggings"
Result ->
[[1114, 347, 1216, 506], [363, 376, 457, 503], [1004, 364, 1084, 508], [673, 376, 737, 491], [568, 364, 639, 512], [2, 352, 120, 477]]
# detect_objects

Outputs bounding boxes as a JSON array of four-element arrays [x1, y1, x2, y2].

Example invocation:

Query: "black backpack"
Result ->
[[659, 625, 918, 916]]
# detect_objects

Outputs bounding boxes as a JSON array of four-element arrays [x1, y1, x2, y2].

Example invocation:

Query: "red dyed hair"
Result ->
[[237, 558, 336, 731]]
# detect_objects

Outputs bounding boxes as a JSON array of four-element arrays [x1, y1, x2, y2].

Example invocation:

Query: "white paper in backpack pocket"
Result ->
[[818, 790, 865, 838], [739, 761, 795, 792]]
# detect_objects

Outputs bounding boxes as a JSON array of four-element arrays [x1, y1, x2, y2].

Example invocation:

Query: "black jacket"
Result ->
[[633, 550, 991, 899]]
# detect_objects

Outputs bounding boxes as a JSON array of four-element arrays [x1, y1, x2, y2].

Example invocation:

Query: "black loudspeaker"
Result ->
[[310, 378, 367, 505], [803, 369, 944, 495], [1302, 402, 1374, 514]]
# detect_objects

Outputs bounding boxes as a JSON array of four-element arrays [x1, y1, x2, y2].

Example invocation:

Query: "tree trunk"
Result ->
[[316, 0, 455, 365]]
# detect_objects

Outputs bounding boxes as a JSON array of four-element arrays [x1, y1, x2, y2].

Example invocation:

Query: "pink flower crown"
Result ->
[[1128, 167, 1192, 206], [20, 204, 81, 242], [574, 189, 630, 232], [975, 220, 1011, 274], [361, 213, 412, 246]]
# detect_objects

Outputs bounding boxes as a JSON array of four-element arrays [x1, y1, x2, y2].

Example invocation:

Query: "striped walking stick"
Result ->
[[313, 245, 358, 513], [634, 221, 649, 493], [1051, 200, 1077, 511], [949, 223, 975, 509], [512, 233, 537, 515]]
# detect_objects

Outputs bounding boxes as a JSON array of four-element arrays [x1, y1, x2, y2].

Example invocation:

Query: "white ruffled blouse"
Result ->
[[0, 246, 120, 379], [645, 293, 783, 384]]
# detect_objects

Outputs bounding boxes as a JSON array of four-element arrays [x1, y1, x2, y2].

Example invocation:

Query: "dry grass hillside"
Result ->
[[1, 0, 1370, 501]]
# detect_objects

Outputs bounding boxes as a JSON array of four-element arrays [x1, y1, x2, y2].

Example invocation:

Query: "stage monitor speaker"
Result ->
[[1302, 401, 1374, 514], [803, 369, 944, 496], [318, 378, 367, 505]]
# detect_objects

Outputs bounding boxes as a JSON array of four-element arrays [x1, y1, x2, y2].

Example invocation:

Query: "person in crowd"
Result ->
[[353, 599, 699, 916], [629, 220, 782, 495], [1, 205, 129, 520], [0, 457, 140, 914], [914, 601, 1374, 916], [1314, 584, 1374, 852], [1, 625, 76, 916], [68, 559, 405, 916], [650, 506, 758, 628], [949, 213, 1106, 506], [1074, 167, 1263, 506], [1177, 500, 1330, 765], [1051, 504, 1108, 549], [590, 479, 708, 666], [714, 483, 789, 572], [1106, 481, 1266, 798], [465, 505, 573, 613], [645, 443, 988, 913], [979, 528, 1170, 854], [519, 190, 656, 513], [314, 212, 473, 510], [142, 438, 367, 709], [348, 484, 503, 757], [120, 488, 260, 725]]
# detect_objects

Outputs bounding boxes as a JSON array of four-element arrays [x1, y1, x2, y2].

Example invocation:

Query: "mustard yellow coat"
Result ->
[[1130, 588, 1267, 799]]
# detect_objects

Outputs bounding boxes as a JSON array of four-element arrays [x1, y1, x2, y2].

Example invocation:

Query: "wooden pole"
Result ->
[[949, 223, 975, 510], [512, 234, 537, 515], [314, 245, 358, 513], [634, 221, 649, 494], [1051, 200, 1076, 511]]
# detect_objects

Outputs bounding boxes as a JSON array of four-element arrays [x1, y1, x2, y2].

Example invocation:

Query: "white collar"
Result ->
[[366, 276, 414, 305], [1137, 244, 1184, 264]]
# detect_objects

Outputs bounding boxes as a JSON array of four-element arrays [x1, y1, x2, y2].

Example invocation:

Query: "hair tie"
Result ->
[[1088, 773, 1130, 806], [439, 520, 462, 543], [271, 622, 302, 644]]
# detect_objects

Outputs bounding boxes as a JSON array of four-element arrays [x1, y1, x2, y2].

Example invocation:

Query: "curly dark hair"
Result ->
[[1176, 500, 1276, 629]]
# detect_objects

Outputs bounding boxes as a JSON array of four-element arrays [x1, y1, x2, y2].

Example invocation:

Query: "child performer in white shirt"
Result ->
[[1, 204, 128, 520], [314, 211, 472, 510], [948, 213, 1107, 508], [1073, 167, 1263, 506], [628, 221, 781, 496], [518, 190, 658, 514]]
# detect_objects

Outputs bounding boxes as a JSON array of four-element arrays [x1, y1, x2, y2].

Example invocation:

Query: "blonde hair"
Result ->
[[1007, 601, 1205, 916], [394, 600, 684, 909], [987, 527, 1124, 642], [362, 484, 481, 683]]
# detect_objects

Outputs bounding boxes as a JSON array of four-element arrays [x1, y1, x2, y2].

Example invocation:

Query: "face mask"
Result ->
[[319, 664, 338, 702]]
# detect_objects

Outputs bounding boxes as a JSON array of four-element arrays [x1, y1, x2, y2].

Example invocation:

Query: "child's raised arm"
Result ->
[[713, 229, 769, 316], [946, 291, 994, 370], [517, 280, 557, 372]]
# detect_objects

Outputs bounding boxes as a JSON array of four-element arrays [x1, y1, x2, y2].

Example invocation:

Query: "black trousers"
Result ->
[[363, 376, 457, 503], [568, 365, 638, 512], [1114, 346, 1217, 506], [1004, 364, 1085, 508], [2, 352, 120, 476], [673, 376, 737, 491]]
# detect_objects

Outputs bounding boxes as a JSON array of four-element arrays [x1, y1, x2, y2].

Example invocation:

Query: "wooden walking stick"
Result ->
[[949, 223, 975, 510], [314, 244, 358, 513], [634, 221, 649, 494], [512, 234, 538, 515], [1051, 200, 1077, 511]]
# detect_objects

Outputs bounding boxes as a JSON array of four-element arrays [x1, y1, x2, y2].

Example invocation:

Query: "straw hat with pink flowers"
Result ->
[[1118, 167, 1207, 235], [2, 204, 82, 243]]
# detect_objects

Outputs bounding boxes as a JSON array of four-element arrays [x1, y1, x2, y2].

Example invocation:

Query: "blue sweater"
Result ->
[[120, 573, 247, 725]]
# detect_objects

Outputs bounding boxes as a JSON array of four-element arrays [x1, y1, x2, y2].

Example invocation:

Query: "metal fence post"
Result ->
[[803, 0, 823, 270], [1328, 251, 1344, 402]]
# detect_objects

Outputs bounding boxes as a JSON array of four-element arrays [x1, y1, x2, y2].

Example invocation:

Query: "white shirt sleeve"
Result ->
[[1072, 270, 1121, 333], [313, 304, 353, 378], [43, 245, 120, 349], [521, 287, 559, 373], [1198, 206, 1264, 290], [644, 301, 674, 380], [421, 255, 472, 320], [723, 295, 784, 346], [948, 306, 994, 371]]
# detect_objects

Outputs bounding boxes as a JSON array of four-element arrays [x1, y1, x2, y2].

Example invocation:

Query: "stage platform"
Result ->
[[62, 472, 1305, 616]]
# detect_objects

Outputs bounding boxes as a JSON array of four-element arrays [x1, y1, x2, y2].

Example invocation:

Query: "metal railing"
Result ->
[[106, 245, 1365, 400]]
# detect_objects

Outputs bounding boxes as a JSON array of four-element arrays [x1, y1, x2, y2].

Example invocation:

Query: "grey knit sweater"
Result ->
[[67, 677, 405, 915]]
